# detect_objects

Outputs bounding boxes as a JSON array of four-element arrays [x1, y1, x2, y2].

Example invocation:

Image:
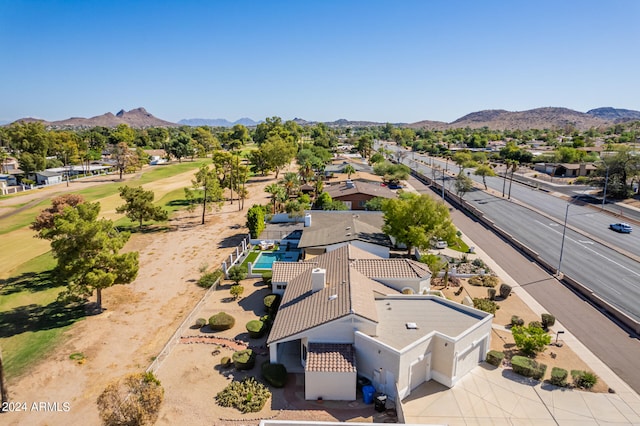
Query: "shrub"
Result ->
[[264, 293, 281, 314], [261, 362, 288, 388], [486, 350, 504, 367], [198, 270, 223, 288], [246, 320, 266, 338], [549, 367, 568, 386], [195, 318, 207, 328], [468, 276, 483, 286], [232, 349, 256, 370], [228, 265, 248, 285], [220, 356, 232, 368], [472, 258, 486, 269], [499, 283, 512, 298], [511, 355, 547, 380], [230, 285, 244, 300], [209, 312, 236, 331], [483, 275, 499, 287], [541, 313, 556, 329], [473, 298, 499, 315], [511, 315, 525, 327], [216, 377, 271, 413], [487, 288, 496, 300], [402, 288, 414, 294], [262, 271, 273, 287], [512, 325, 551, 356], [571, 370, 598, 389], [528, 321, 543, 329]]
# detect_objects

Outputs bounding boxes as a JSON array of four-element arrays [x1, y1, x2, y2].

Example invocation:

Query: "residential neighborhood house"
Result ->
[[267, 245, 493, 402]]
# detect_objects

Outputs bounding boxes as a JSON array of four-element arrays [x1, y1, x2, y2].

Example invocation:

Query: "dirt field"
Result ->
[[1, 163, 609, 425]]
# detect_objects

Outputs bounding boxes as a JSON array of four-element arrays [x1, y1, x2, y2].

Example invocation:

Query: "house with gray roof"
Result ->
[[324, 179, 396, 210], [297, 211, 392, 259], [267, 245, 493, 402]]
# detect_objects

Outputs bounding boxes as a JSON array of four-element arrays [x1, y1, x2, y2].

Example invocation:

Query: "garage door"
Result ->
[[456, 344, 481, 378]]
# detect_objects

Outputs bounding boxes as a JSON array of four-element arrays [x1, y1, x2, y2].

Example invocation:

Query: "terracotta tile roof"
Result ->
[[271, 261, 316, 283], [351, 258, 431, 279], [267, 245, 402, 345], [325, 180, 397, 199], [306, 343, 356, 373]]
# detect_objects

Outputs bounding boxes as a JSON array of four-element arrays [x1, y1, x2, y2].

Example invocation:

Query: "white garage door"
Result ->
[[456, 344, 481, 378]]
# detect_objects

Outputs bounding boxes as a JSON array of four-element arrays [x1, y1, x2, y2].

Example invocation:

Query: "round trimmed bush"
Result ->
[[511, 315, 525, 327], [195, 318, 207, 328], [261, 362, 288, 387], [264, 293, 281, 314], [232, 349, 256, 370], [220, 356, 232, 368], [246, 320, 266, 338], [209, 312, 236, 331], [468, 276, 483, 286], [499, 283, 512, 298]]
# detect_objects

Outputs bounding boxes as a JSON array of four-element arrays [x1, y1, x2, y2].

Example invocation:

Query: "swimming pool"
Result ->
[[253, 251, 300, 269]]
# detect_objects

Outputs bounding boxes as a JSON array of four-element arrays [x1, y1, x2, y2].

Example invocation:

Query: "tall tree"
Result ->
[[34, 201, 139, 311], [32, 194, 85, 231], [167, 133, 193, 163], [474, 163, 496, 189], [281, 172, 301, 197], [113, 141, 139, 180], [265, 183, 286, 214], [260, 136, 296, 178], [246, 204, 266, 238], [116, 186, 169, 229], [382, 193, 456, 256], [454, 172, 474, 201], [185, 164, 224, 224]]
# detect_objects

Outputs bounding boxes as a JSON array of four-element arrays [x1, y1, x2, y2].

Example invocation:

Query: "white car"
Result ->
[[609, 223, 632, 233], [434, 240, 448, 249]]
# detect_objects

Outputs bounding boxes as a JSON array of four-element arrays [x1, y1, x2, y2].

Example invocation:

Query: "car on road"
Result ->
[[609, 222, 632, 233]]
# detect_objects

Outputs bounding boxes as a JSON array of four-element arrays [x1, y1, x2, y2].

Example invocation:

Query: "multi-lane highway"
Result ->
[[376, 141, 640, 323]]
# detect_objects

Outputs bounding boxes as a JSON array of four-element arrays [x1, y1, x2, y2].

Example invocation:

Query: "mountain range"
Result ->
[[8, 106, 640, 130]]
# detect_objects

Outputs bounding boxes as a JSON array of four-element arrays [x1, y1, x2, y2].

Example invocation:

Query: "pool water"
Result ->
[[253, 251, 300, 269], [253, 252, 284, 269]]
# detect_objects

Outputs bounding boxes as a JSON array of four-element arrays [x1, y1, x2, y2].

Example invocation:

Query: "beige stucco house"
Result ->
[[267, 245, 493, 402]]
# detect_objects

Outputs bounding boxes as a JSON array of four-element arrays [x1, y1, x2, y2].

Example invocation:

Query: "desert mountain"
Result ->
[[586, 107, 640, 122], [12, 108, 177, 128], [178, 117, 260, 127], [9, 106, 640, 130]]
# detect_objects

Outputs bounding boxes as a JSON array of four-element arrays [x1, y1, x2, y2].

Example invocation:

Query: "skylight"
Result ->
[[406, 322, 418, 329]]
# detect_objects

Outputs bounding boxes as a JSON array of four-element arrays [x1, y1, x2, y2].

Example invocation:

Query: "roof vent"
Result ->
[[406, 322, 418, 329], [328, 294, 338, 301]]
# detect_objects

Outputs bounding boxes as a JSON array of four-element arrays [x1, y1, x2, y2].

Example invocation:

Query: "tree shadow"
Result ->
[[218, 233, 247, 249], [238, 287, 271, 316], [0, 270, 58, 296], [166, 199, 191, 207], [115, 224, 171, 234], [0, 299, 86, 338]]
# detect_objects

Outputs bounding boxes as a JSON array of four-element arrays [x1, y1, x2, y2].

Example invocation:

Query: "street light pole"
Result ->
[[602, 164, 609, 210], [557, 204, 570, 277]]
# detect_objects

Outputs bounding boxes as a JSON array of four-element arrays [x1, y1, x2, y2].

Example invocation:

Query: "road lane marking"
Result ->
[[535, 219, 640, 279]]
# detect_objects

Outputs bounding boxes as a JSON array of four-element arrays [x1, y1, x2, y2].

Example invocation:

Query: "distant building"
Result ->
[[324, 179, 397, 210]]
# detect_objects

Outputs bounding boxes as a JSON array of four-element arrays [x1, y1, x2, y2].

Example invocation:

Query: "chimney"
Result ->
[[345, 180, 354, 189], [304, 213, 312, 227], [311, 268, 326, 293]]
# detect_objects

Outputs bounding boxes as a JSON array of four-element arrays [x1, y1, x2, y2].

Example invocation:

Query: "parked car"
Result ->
[[434, 240, 448, 249], [609, 223, 632, 233], [388, 183, 404, 189]]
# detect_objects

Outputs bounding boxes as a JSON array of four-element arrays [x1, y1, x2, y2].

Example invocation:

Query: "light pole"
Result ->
[[557, 204, 570, 277], [602, 164, 609, 210]]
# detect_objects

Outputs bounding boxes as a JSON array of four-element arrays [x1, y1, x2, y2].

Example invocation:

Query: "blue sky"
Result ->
[[1, 0, 639, 124]]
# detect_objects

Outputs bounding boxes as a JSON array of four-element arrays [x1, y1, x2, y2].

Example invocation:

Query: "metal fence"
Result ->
[[146, 273, 222, 375]]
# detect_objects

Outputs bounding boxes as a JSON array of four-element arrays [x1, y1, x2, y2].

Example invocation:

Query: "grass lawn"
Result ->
[[449, 236, 470, 253], [0, 198, 52, 236], [0, 252, 86, 378], [240, 250, 260, 269]]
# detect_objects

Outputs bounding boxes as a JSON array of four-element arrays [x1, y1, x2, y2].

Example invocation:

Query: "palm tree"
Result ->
[[265, 183, 286, 214], [299, 160, 315, 183], [313, 178, 324, 200], [281, 172, 300, 198], [343, 164, 356, 179]]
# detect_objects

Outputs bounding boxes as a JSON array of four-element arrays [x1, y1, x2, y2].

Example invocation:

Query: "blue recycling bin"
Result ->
[[362, 385, 376, 404]]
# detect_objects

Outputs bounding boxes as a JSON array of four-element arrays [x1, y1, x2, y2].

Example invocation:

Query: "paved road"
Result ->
[[408, 174, 640, 395], [378, 144, 640, 322]]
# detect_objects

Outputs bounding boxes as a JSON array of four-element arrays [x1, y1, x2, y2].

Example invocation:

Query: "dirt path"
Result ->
[[1, 164, 290, 426]]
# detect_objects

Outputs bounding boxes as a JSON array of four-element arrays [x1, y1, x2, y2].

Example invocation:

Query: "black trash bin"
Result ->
[[374, 393, 387, 412]]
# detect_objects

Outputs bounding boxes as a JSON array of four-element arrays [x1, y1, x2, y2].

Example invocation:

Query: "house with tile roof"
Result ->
[[267, 245, 493, 402], [324, 179, 396, 210], [297, 211, 392, 259]]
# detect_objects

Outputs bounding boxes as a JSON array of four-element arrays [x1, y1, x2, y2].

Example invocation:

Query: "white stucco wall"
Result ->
[[305, 371, 356, 401]]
